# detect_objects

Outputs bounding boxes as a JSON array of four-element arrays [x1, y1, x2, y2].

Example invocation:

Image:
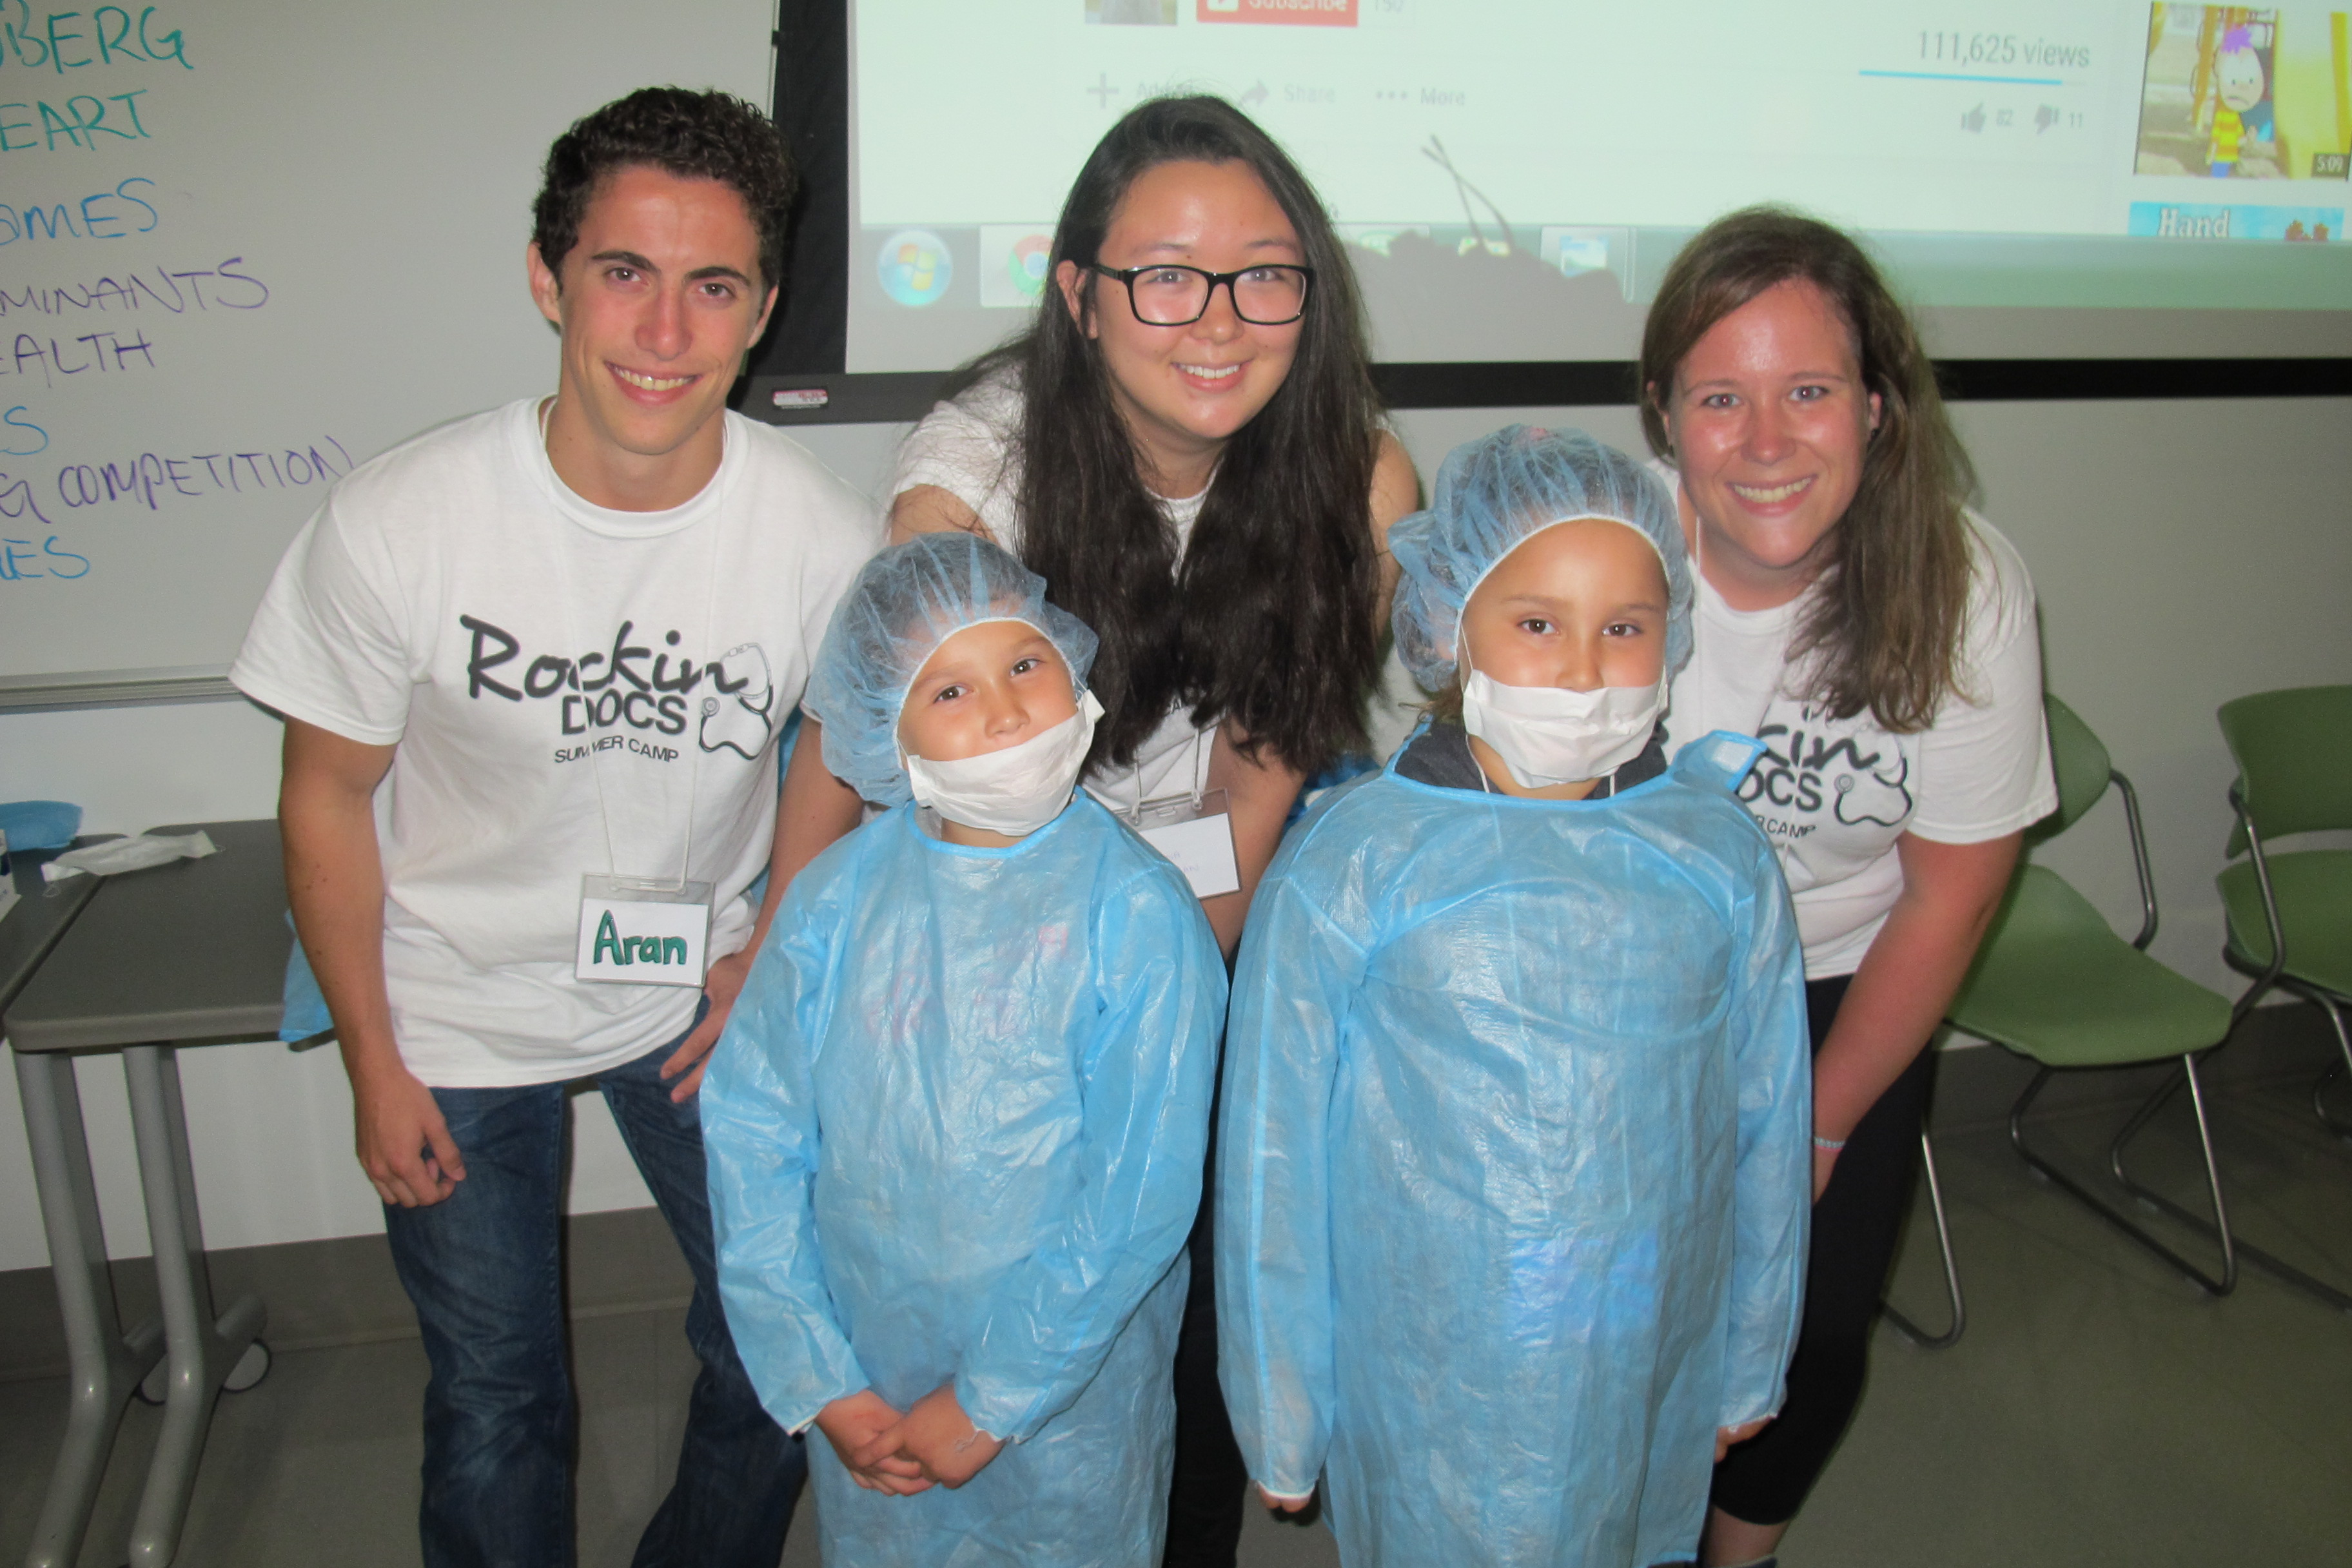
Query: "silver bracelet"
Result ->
[[1812, 1133, 1847, 1152]]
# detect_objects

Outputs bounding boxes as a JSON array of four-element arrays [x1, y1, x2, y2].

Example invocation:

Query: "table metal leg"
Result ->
[[14, 1050, 165, 1568], [121, 1044, 267, 1568]]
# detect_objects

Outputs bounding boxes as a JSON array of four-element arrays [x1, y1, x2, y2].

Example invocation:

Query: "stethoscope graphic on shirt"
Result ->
[[698, 643, 775, 760]]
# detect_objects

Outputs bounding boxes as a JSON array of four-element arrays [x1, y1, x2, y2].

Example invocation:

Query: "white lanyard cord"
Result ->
[[1676, 464, 1706, 752], [1692, 473, 1703, 743], [540, 396, 718, 891], [1124, 723, 1214, 822]]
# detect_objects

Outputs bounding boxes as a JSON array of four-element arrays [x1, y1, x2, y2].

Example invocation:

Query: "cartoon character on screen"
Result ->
[[2208, 27, 2275, 177]]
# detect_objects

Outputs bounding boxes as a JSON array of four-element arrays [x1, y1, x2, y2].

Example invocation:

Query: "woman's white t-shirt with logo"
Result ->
[[1659, 468, 2057, 980], [890, 372, 1217, 807], [232, 400, 877, 1086]]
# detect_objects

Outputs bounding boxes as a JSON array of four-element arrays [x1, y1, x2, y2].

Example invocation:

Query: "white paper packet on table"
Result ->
[[43, 830, 218, 883]]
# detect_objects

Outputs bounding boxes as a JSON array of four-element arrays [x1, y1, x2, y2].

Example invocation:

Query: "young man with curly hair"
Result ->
[[232, 88, 876, 1567]]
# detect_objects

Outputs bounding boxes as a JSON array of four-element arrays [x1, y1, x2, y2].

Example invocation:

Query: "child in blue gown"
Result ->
[[705, 532, 1226, 1568], [1217, 426, 1812, 1567]]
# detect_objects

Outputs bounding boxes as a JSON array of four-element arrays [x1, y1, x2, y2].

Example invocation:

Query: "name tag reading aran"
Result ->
[[1131, 788, 1242, 900], [575, 875, 712, 987]]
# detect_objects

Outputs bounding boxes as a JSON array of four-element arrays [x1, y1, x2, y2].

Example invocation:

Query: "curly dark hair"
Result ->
[[950, 95, 1384, 776], [532, 87, 797, 291]]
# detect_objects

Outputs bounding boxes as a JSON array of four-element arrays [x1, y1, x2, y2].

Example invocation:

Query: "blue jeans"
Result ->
[[384, 1010, 805, 1568]]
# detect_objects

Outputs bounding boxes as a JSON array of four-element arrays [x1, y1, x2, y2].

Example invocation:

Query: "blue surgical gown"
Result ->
[[1217, 728, 1810, 1568], [704, 794, 1225, 1568]]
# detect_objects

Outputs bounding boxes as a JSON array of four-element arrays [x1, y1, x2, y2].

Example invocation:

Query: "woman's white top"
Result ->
[[890, 373, 1218, 809], [1656, 464, 2057, 980]]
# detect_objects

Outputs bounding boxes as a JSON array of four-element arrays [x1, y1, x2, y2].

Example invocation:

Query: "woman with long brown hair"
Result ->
[[887, 95, 1417, 1565], [1640, 208, 2055, 1567]]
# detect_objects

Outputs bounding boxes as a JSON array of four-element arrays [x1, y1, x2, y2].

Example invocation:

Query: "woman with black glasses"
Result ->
[[887, 93, 1417, 1566]]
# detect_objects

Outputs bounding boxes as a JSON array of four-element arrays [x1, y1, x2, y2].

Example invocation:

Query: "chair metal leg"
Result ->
[[2284, 985, 2352, 1142], [2318, 1057, 2351, 1143], [1881, 1126, 1965, 1349], [2110, 1055, 2352, 1313], [2220, 803, 2352, 1148], [2010, 1059, 2237, 1297]]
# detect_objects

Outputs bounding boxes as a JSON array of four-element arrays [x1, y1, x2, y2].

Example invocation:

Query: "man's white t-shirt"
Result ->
[[232, 400, 878, 1086], [1658, 468, 2057, 979], [890, 371, 1217, 807]]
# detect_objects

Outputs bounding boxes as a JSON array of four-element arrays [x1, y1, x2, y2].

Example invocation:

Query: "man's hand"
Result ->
[[348, 1052, 465, 1208], [1259, 1483, 1313, 1516], [895, 1382, 1004, 1489], [1716, 1416, 1772, 1463], [816, 1389, 932, 1495], [663, 945, 755, 1102]]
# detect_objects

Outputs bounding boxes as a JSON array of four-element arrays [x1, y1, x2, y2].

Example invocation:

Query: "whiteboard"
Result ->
[[0, 0, 774, 688]]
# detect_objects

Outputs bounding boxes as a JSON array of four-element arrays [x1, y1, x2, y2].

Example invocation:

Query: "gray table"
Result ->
[[6, 820, 288, 1568]]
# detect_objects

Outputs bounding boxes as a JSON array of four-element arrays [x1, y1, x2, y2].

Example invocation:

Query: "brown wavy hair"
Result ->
[[946, 95, 1383, 774], [1639, 207, 1975, 734]]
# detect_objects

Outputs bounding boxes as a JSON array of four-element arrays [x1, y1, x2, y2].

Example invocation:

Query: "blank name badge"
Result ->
[[576, 875, 713, 987], [1132, 788, 1242, 899]]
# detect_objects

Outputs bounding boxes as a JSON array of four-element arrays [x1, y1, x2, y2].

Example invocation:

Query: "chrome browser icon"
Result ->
[[981, 226, 1054, 308], [1008, 234, 1050, 297], [877, 230, 952, 306]]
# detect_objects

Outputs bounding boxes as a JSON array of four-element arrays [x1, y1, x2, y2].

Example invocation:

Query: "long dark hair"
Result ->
[[1640, 207, 1975, 734], [946, 95, 1383, 772]]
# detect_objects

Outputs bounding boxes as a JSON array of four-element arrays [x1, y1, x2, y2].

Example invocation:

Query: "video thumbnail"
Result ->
[[1088, 0, 1175, 23], [2134, 5, 2352, 180], [2128, 199, 2342, 234]]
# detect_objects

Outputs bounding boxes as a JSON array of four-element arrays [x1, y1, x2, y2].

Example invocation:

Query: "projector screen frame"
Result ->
[[740, 0, 2352, 426]]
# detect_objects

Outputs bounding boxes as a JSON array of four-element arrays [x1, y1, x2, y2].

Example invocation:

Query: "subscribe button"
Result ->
[[1199, 0, 1357, 25]]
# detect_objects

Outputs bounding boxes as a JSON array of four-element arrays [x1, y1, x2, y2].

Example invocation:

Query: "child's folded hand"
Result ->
[[816, 1388, 934, 1494], [1714, 1416, 1774, 1463], [1258, 1482, 1314, 1516], [898, 1382, 1005, 1488]]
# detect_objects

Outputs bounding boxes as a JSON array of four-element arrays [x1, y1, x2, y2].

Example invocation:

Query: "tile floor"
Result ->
[[4, 1064, 2346, 1568]]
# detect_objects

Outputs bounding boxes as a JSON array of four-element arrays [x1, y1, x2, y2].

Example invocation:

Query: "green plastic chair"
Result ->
[[1946, 696, 2241, 1297], [2213, 684, 2352, 1139], [2101, 685, 2352, 1315]]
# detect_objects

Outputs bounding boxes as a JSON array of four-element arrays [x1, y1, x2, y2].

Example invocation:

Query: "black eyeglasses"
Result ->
[[1089, 262, 1315, 326]]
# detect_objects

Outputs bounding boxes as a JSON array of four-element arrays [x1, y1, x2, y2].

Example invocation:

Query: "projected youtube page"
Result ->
[[848, 1, 2352, 369]]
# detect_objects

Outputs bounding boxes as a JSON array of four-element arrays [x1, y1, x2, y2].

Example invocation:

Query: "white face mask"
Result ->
[[1460, 669, 1664, 790], [904, 689, 1104, 838]]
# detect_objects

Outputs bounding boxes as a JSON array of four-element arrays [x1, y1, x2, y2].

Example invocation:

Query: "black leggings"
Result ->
[[1709, 974, 1935, 1527], [1162, 1186, 1248, 1567]]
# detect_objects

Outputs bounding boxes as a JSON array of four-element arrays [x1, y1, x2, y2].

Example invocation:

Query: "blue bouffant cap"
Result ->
[[1387, 424, 1692, 691], [805, 531, 1099, 808]]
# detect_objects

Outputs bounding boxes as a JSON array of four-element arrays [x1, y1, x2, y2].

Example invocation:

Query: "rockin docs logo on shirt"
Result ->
[[1739, 701, 1916, 847], [456, 613, 777, 765]]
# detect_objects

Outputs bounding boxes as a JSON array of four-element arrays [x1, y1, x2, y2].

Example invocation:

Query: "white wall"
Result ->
[[3, 400, 2346, 1270]]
